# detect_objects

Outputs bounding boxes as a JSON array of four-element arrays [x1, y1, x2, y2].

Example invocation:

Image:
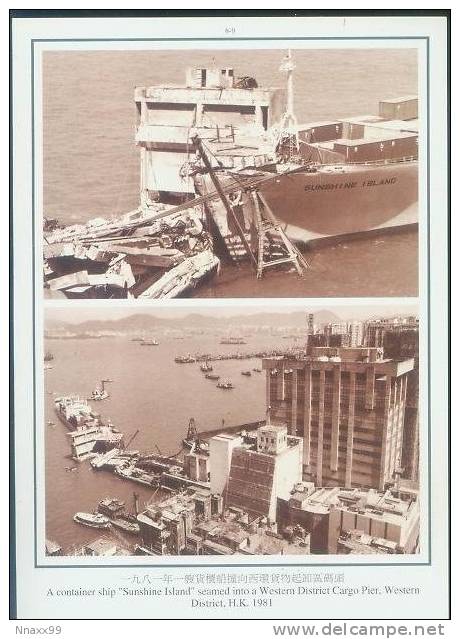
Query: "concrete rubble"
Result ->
[[43, 204, 220, 299]]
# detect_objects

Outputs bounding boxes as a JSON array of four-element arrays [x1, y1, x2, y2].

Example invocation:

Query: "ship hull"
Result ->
[[258, 161, 418, 242]]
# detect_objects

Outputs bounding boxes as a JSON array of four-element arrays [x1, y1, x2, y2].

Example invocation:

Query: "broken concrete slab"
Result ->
[[48, 270, 90, 291]]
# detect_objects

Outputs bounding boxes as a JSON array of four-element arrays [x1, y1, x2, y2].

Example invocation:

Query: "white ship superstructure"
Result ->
[[134, 66, 284, 200]]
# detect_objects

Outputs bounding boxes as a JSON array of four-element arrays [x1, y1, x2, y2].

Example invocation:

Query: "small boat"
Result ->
[[252, 368, 262, 373], [97, 497, 126, 517], [44, 351, 54, 362], [44, 364, 54, 371], [220, 337, 246, 345], [47, 420, 55, 426], [90, 389, 109, 401], [205, 373, 220, 381], [200, 361, 213, 372], [174, 355, 196, 364], [73, 512, 110, 529], [111, 517, 140, 535], [217, 381, 234, 390], [141, 339, 159, 346], [89, 379, 111, 401], [241, 370, 252, 376]]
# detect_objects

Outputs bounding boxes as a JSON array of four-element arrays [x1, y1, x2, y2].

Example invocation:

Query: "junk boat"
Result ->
[[44, 351, 54, 362], [135, 52, 418, 246], [205, 373, 220, 380], [217, 381, 234, 390], [73, 512, 111, 529]]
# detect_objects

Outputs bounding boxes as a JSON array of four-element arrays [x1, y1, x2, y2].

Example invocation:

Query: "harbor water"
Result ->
[[43, 49, 418, 297], [45, 334, 286, 552]]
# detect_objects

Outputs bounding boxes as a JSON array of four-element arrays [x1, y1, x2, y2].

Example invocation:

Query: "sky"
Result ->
[[45, 300, 419, 324]]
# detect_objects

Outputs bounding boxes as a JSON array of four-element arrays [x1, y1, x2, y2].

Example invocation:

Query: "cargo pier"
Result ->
[[174, 348, 298, 364]]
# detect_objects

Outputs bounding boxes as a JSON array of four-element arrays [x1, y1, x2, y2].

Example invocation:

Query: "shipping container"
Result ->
[[341, 121, 366, 140], [333, 134, 417, 163], [379, 96, 418, 121], [298, 121, 343, 143]]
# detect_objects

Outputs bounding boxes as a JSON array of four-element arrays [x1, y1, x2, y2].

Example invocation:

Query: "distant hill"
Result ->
[[45, 309, 342, 332]]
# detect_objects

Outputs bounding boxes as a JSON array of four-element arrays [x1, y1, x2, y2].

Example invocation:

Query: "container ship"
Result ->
[[134, 52, 418, 243], [54, 396, 123, 461]]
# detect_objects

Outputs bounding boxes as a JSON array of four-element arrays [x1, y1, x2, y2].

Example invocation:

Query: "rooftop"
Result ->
[[286, 486, 419, 525]]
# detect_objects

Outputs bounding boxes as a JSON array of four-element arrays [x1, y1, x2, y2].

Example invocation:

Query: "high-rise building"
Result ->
[[306, 313, 314, 337], [348, 320, 365, 348], [383, 327, 419, 481], [263, 346, 415, 491], [364, 321, 387, 347], [222, 424, 303, 521]]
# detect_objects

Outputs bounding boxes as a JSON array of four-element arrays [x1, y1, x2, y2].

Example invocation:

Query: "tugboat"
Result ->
[[141, 339, 159, 346], [205, 373, 220, 381], [217, 381, 234, 390], [73, 512, 111, 529]]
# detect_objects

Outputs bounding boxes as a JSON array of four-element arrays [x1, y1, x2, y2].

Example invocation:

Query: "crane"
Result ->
[[122, 428, 140, 451]]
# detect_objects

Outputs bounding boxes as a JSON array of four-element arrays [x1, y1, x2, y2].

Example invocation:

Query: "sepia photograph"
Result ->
[[42, 48, 419, 300], [10, 8, 451, 623], [43, 304, 420, 559]]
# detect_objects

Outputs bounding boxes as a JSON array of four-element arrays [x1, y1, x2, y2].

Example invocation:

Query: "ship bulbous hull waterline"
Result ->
[[257, 161, 418, 241]]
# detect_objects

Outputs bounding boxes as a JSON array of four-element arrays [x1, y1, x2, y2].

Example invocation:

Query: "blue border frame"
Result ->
[[31, 37, 431, 571]]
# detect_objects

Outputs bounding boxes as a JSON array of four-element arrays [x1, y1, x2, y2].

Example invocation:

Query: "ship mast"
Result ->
[[278, 49, 299, 157]]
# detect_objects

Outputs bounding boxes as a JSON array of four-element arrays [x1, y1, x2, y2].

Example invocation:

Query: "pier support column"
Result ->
[[345, 372, 356, 489], [255, 104, 264, 128], [195, 102, 204, 127], [140, 99, 147, 125]]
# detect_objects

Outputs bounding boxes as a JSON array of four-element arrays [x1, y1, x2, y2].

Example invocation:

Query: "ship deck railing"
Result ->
[[345, 155, 418, 166]]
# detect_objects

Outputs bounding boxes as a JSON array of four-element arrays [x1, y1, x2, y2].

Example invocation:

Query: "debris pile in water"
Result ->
[[43, 204, 220, 299]]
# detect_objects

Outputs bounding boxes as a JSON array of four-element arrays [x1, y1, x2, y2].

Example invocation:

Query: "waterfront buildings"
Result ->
[[220, 424, 303, 521], [276, 484, 420, 554], [263, 346, 415, 491]]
